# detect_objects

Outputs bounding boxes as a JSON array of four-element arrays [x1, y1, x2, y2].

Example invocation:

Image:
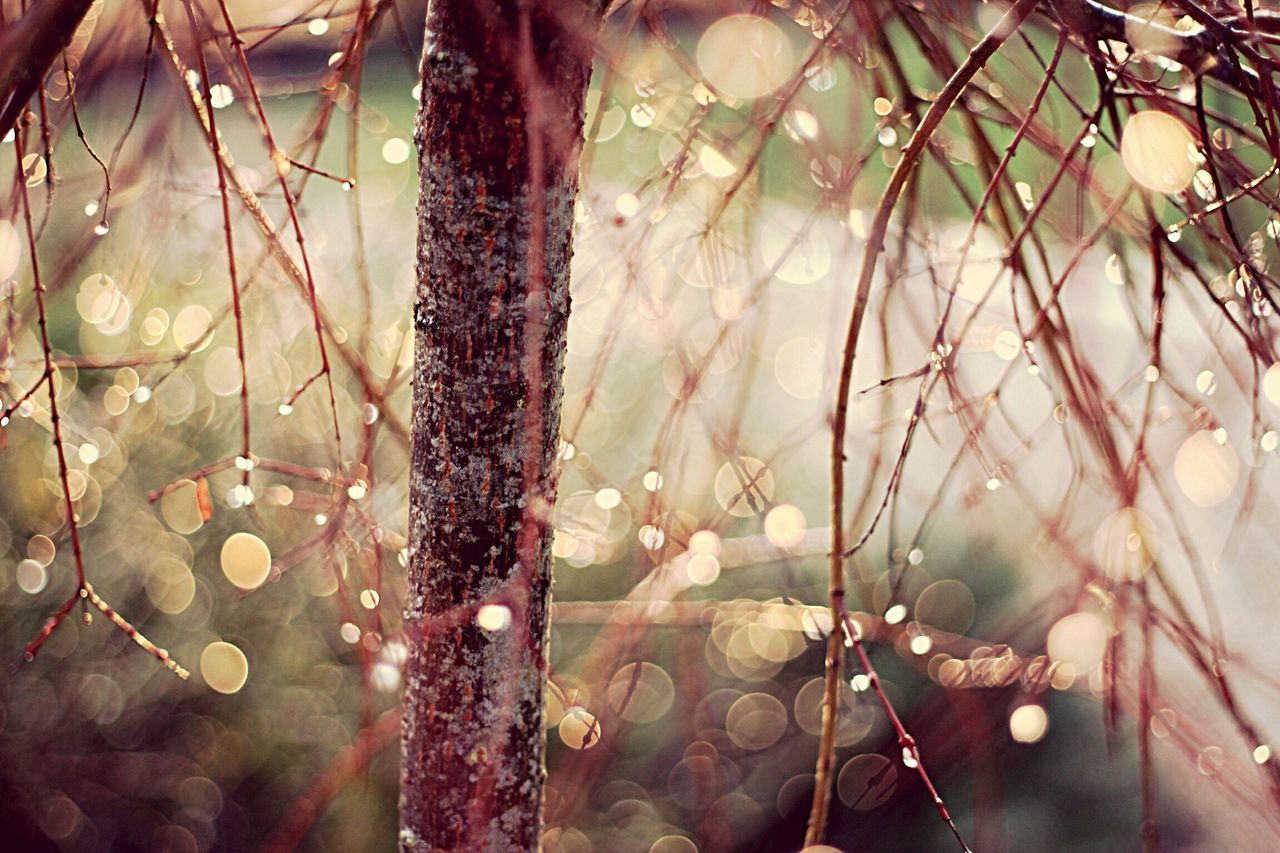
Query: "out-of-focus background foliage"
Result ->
[[3, 1, 1280, 850]]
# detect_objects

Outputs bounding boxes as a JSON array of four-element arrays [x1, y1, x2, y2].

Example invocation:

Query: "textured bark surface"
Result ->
[[0, 0, 98, 139], [401, 1, 603, 849]]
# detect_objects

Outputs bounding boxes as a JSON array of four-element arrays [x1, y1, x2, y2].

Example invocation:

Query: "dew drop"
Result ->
[[638, 524, 665, 550], [559, 707, 600, 749], [477, 603, 512, 631], [220, 532, 271, 590], [1010, 704, 1049, 744]]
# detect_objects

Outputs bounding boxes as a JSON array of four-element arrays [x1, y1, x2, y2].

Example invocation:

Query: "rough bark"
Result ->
[[401, 1, 604, 850], [0, 0, 97, 139]]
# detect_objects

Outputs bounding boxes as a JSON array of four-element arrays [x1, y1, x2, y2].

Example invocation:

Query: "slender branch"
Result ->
[[808, 0, 1040, 845]]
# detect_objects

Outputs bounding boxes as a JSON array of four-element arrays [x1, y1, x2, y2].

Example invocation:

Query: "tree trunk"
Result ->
[[401, 1, 604, 849], [0, 0, 97, 139]]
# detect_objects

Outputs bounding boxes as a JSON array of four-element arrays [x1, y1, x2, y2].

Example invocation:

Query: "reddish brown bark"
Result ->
[[401, 1, 604, 849], [0, 0, 97, 138]]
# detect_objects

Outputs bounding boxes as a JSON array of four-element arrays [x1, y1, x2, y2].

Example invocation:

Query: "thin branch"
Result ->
[[809, 0, 1039, 845]]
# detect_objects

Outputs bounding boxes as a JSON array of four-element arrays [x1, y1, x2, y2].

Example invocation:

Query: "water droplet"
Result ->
[[477, 603, 512, 631], [1015, 181, 1034, 211], [209, 83, 235, 109], [615, 193, 640, 217], [227, 484, 255, 507], [629, 103, 655, 128], [1010, 704, 1049, 743], [381, 138, 410, 165], [691, 82, 716, 105], [93, 220, 110, 236], [638, 524, 665, 550]]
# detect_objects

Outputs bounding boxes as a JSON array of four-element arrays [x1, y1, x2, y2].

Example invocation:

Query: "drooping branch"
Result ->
[[809, 0, 1041, 846]]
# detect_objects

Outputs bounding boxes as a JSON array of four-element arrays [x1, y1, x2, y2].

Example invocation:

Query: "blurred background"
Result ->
[[2, 0, 1280, 850]]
